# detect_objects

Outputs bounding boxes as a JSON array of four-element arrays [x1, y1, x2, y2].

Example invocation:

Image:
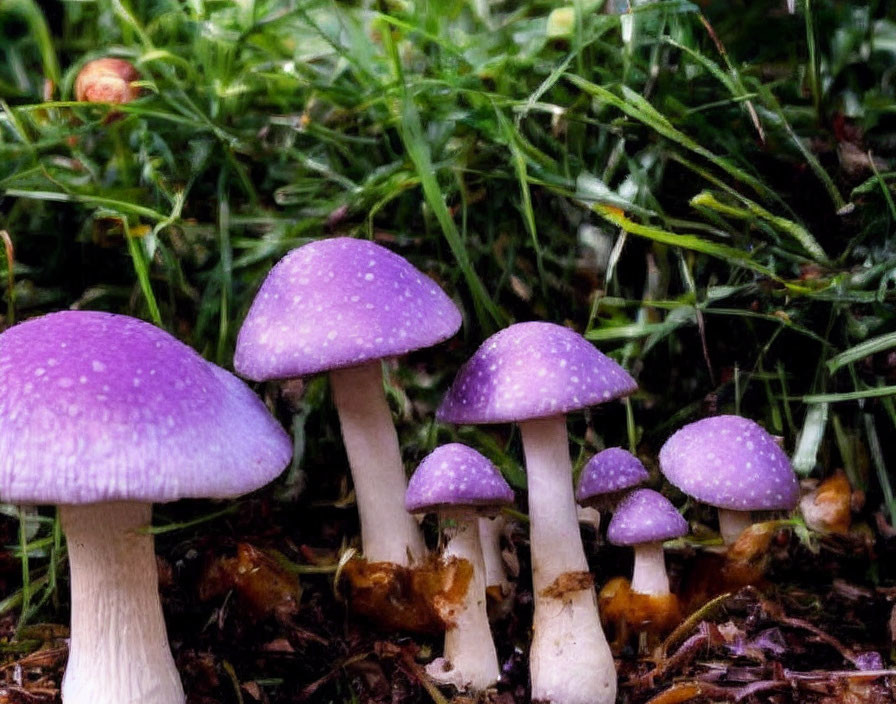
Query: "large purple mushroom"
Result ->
[[406, 443, 514, 692], [0, 311, 291, 704], [438, 321, 636, 704], [659, 415, 799, 545], [235, 237, 462, 566], [607, 489, 687, 595]]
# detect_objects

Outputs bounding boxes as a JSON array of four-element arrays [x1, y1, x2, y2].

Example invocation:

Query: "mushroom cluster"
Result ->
[[438, 321, 637, 704], [0, 235, 810, 704]]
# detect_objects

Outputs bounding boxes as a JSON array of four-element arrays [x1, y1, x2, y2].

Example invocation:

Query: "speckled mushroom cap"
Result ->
[[607, 489, 688, 546], [405, 443, 514, 514], [0, 311, 292, 505], [659, 415, 799, 511], [437, 322, 636, 425], [234, 238, 462, 380], [575, 447, 649, 504]]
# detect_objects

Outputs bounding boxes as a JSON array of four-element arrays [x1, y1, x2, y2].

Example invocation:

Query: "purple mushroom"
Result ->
[[659, 415, 799, 545], [0, 311, 291, 704], [405, 444, 514, 692], [576, 447, 649, 523], [235, 237, 462, 566], [438, 321, 636, 704], [607, 489, 687, 595]]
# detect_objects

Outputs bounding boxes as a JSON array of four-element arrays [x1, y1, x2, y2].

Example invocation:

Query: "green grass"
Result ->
[[2, 0, 896, 673]]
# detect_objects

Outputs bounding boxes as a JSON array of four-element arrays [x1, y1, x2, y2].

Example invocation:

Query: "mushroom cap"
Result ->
[[436, 322, 636, 425], [575, 447, 649, 504], [405, 443, 514, 514], [659, 415, 799, 512], [234, 238, 462, 380], [607, 489, 687, 546], [0, 311, 292, 505]]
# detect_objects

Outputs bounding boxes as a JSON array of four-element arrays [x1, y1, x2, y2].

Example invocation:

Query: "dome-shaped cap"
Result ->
[[575, 447, 649, 504], [0, 311, 292, 504], [607, 489, 687, 546], [659, 415, 798, 511], [234, 238, 462, 380], [405, 443, 514, 514], [437, 322, 636, 425]]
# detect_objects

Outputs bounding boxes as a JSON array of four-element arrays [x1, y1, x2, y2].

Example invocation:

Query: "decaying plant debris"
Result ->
[[2, 500, 896, 702]]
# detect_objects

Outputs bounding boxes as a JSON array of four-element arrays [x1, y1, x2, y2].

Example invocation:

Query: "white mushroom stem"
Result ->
[[576, 505, 602, 531], [330, 360, 426, 565], [718, 508, 753, 546], [521, 416, 616, 704], [426, 509, 500, 691], [478, 514, 510, 594], [60, 501, 184, 704], [630, 542, 670, 596]]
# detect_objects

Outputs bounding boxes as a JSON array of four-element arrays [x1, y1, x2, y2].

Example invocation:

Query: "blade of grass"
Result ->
[[665, 30, 764, 142], [495, 109, 546, 300], [217, 169, 233, 365], [8, 0, 61, 89], [4, 189, 167, 222], [831, 413, 863, 490], [753, 85, 846, 212], [803, 0, 820, 117], [791, 402, 828, 475], [380, 15, 505, 331], [865, 410, 896, 527], [144, 503, 240, 535], [802, 386, 896, 403], [690, 191, 828, 263], [0, 230, 15, 325], [590, 204, 780, 279], [869, 150, 896, 220], [16, 507, 31, 630], [827, 331, 896, 373], [586, 316, 693, 342], [123, 220, 163, 326], [566, 74, 777, 203]]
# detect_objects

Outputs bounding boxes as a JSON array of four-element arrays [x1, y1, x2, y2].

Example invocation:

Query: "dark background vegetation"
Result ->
[[2, 0, 896, 701]]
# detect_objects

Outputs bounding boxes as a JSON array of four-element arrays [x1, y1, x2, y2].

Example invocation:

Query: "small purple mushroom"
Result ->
[[607, 489, 687, 595], [235, 237, 462, 566], [438, 321, 636, 704], [0, 311, 291, 704], [406, 444, 514, 692], [576, 447, 649, 521], [659, 415, 799, 545]]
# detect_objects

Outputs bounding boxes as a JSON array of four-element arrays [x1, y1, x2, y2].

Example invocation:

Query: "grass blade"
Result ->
[[827, 331, 896, 374]]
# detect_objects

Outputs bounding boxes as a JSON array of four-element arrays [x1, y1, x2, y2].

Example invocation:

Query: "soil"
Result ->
[[1, 487, 895, 704]]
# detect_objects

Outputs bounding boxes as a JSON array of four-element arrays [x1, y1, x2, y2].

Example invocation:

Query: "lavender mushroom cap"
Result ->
[[659, 415, 799, 511], [607, 489, 688, 546], [437, 322, 637, 425], [575, 447, 649, 503], [234, 238, 462, 380], [0, 311, 292, 505], [405, 443, 514, 514]]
